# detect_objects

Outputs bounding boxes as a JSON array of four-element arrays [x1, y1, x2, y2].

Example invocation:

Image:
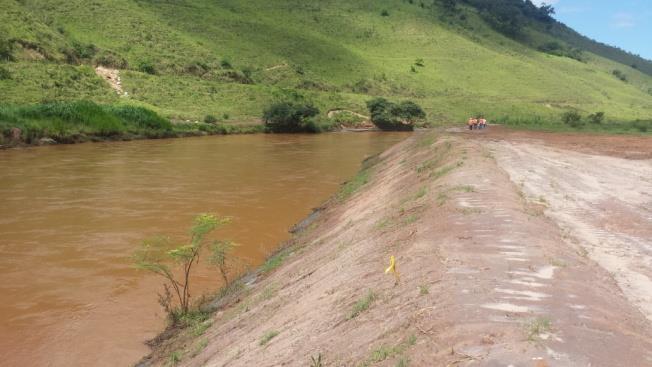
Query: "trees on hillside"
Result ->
[[262, 101, 320, 133], [366, 98, 425, 131], [440, 0, 556, 37]]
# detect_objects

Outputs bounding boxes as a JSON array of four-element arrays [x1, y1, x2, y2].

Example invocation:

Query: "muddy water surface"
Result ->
[[0, 132, 406, 366]]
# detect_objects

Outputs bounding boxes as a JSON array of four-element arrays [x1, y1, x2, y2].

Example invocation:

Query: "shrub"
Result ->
[[562, 111, 583, 128], [0, 37, 14, 61], [93, 50, 128, 69], [138, 61, 157, 75], [366, 98, 425, 131], [587, 111, 604, 124], [381, 9, 390, 16], [262, 101, 320, 133], [612, 69, 627, 82], [0, 66, 11, 80], [220, 58, 233, 69], [631, 120, 649, 132], [204, 114, 218, 124], [134, 214, 232, 317]]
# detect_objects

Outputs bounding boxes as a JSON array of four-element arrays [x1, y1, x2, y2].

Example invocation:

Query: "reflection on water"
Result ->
[[0, 132, 407, 366]]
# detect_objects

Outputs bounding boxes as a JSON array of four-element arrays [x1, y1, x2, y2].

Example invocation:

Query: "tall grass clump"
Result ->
[[106, 105, 173, 131], [0, 101, 176, 144]]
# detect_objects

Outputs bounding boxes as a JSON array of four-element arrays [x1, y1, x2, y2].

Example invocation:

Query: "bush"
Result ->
[[381, 9, 390, 16], [587, 111, 604, 124], [220, 58, 233, 69], [138, 61, 157, 75], [0, 37, 14, 61], [204, 114, 218, 124], [0, 66, 11, 80], [562, 111, 583, 128], [612, 69, 627, 82], [631, 120, 649, 133], [93, 50, 128, 69], [263, 101, 320, 133], [366, 98, 425, 131]]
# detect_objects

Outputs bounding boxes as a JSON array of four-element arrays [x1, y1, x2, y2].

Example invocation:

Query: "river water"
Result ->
[[0, 132, 407, 366]]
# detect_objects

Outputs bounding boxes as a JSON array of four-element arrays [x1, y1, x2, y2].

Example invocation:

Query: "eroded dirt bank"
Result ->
[[142, 130, 652, 366]]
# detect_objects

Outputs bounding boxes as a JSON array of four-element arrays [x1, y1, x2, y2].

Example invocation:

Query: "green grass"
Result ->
[[358, 335, 417, 367], [0, 100, 262, 146], [346, 290, 377, 320], [338, 168, 371, 201], [1, 0, 650, 128], [526, 317, 552, 341], [418, 285, 429, 295], [260, 247, 291, 274], [259, 330, 279, 346]]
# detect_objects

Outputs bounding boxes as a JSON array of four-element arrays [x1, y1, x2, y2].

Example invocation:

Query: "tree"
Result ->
[[134, 214, 232, 318], [263, 101, 320, 133], [366, 98, 426, 131], [587, 112, 604, 124]]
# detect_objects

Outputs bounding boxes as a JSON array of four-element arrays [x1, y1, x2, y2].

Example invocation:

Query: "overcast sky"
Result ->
[[532, 0, 652, 60]]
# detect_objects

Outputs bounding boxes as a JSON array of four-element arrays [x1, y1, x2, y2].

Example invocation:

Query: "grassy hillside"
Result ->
[[1, 0, 651, 129]]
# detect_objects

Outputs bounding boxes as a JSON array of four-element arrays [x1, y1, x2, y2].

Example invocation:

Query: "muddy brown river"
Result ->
[[0, 132, 407, 366]]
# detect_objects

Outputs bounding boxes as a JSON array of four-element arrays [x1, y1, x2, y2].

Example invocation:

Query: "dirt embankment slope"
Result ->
[[142, 130, 652, 366]]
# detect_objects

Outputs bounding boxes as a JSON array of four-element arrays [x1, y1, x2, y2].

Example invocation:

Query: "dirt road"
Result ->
[[142, 129, 652, 366]]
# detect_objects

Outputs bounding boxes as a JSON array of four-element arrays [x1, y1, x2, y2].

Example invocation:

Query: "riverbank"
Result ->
[[0, 100, 266, 149], [138, 129, 652, 366]]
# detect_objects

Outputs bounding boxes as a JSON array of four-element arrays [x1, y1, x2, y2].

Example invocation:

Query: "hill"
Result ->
[[1, 0, 651, 130]]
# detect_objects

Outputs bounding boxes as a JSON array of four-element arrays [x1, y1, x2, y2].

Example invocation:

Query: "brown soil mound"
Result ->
[[141, 131, 652, 366]]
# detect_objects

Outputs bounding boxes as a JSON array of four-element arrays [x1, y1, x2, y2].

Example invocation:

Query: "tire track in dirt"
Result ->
[[489, 140, 652, 321]]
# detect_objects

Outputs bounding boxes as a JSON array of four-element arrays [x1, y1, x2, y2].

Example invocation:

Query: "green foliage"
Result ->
[[134, 214, 232, 317], [259, 330, 279, 346], [261, 247, 291, 274], [338, 166, 371, 201], [381, 10, 390, 17], [419, 285, 429, 295], [562, 110, 583, 127], [168, 350, 183, 365], [107, 105, 173, 130], [587, 111, 604, 124], [93, 50, 128, 68], [209, 240, 239, 286], [263, 101, 320, 133], [204, 114, 218, 124], [0, 101, 175, 144], [1, 0, 651, 127], [310, 353, 324, 367], [138, 60, 157, 75], [0, 66, 11, 80], [358, 335, 417, 367], [366, 98, 425, 131], [538, 41, 583, 62], [220, 58, 233, 69], [347, 290, 377, 320], [612, 69, 627, 82]]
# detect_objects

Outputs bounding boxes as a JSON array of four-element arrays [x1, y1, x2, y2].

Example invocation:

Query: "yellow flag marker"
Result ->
[[385, 255, 400, 285]]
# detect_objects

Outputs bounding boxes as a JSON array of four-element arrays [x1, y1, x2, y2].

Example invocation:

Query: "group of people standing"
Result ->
[[467, 117, 488, 130]]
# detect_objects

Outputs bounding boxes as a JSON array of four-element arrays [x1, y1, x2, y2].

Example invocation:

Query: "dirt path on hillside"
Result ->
[[95, 66, 125, 95], [141, 131, 652, 367]]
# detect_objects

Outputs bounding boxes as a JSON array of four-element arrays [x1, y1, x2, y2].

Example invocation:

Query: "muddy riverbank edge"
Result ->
[[136, 129, 652, 367]]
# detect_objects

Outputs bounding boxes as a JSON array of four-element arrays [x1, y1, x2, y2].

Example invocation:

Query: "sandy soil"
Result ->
[[141, 129, 652, 366], [95, 66, 125, 95]]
